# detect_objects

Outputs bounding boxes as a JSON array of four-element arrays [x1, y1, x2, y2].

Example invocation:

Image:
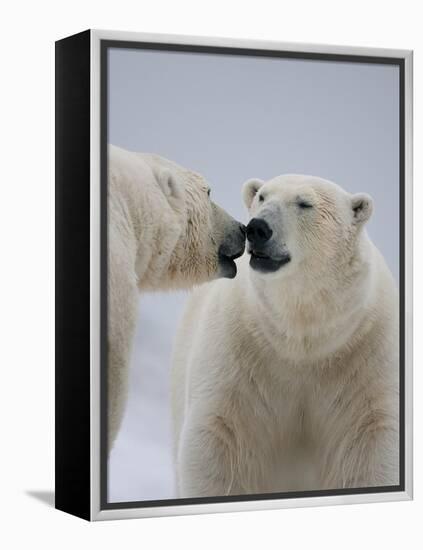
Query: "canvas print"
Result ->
[[104, 45, 401, 505]]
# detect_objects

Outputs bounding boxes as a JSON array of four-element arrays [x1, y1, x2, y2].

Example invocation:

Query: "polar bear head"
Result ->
[[149, 158, 246, 288], [243, 174, 373, 281]]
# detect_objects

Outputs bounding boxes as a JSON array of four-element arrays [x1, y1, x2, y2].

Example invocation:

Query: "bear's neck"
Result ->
[[245, 252, 375, 362]]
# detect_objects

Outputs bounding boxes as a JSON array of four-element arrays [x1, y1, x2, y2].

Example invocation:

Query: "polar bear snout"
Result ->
[[217, 222, 246, 279], [246, 217, 291, 274], [246, 218, 273, 246]]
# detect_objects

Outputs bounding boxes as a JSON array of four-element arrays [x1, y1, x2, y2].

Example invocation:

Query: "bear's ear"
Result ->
[[243, 178, 264, 209], [351, 193, 373, 225], [156, 169, 183, 202]]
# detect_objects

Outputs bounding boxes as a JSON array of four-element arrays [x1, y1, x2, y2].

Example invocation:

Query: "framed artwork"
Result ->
[[55, 29, 413, 521]]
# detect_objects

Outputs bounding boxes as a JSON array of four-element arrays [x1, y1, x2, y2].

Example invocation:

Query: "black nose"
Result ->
[[246, 218, 273, 245]]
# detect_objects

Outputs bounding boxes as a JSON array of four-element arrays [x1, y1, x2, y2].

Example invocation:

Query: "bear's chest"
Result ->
[[260, 358, 342, 445], [260, 373, 329, 491]]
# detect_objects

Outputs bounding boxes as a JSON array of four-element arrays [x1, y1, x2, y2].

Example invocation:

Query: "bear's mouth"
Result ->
[[249, 249, 291, 273], [218, 249, 244, 279]]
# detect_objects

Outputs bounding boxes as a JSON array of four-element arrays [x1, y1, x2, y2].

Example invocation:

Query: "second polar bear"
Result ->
[[108, 145, 245, 449], [172, 174, 399, 496]]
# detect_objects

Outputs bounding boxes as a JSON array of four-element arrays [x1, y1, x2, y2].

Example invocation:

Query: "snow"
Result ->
[[108, 291, 189, 502]]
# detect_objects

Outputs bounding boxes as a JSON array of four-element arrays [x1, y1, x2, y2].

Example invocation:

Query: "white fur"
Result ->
[[172, 174, 399, 497], [108, 145, 240, 449]]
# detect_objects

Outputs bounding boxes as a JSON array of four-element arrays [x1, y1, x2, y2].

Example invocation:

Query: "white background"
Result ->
[[0, 1, 420, 548]]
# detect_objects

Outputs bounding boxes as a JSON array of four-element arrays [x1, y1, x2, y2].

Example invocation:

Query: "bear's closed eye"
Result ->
[[298, 200, 313, 209]]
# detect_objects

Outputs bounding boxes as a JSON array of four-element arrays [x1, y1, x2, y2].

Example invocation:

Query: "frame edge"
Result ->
[[55, 29, 92, 521]]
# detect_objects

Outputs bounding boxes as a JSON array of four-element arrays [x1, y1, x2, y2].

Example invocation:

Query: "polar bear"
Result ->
[[172, 174, 399, 497], [108, 145, 245, 449]]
